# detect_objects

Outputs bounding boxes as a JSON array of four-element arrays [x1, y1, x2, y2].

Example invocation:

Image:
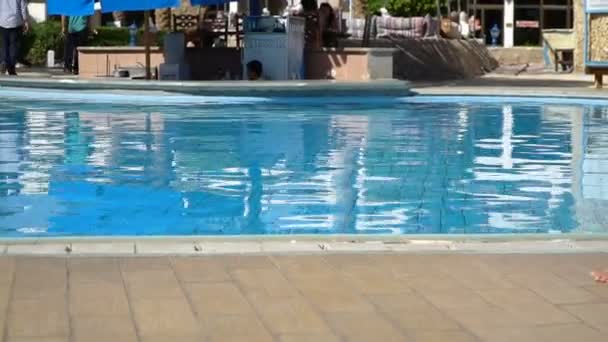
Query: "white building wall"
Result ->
[[28, 1, 47, 23]]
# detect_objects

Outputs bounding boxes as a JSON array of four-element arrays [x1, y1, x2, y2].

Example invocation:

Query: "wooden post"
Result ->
[[144, 10, 152, 80], [595, 74, 604, 89]]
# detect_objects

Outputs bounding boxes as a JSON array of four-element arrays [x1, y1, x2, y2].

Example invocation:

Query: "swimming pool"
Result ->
[[1, 89, 607, 237]]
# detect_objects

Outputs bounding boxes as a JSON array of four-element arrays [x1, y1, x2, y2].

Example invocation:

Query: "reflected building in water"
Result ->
[[2, 101, 608, 236]]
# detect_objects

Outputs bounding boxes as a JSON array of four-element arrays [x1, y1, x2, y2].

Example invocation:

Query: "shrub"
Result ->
[[1, 20, 167, 66], [367, 0, 438, 17], [22, 20, 65, 65]]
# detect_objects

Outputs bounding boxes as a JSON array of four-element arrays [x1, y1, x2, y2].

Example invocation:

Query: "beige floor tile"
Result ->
[[208, 334, 273, 342], [199, 313, 271, 336], [123, 270, 184, 299], [582, 284, 608, 301], [402, 274, 470, 292], [69, 258, 123, 284], [368, 292, 435, 312], [444, 306, 532, 332], [171, 256, 231, 283], [271, 255, 332, 277], [563, 303, 608, 332], [421, 288, 493, 311], [74, 337, 137, 342], [120, 257, 173, 272], [278, 334, 342, 342], [232, 268, 300, 299], [68, 258, 120, 273], [385, 309, 462, 331], [8, 298, 69, 337], [13, 259, 66, 298], [301, 288, 375, 313], [323, 254, 377, 269], [69, 282, 130, 316], [141, 337, 203, 342], [220, 255, 276, 271], [186, 282, 254, 315], [368, 293, 461, 330], [251, 296, 330, 334], [477, 288, 578, 325], [412, 330, 478, 342], [472, 324, 607, 342], [325, 312, 409, 342], [130, 298, 200, 337], [72, 315, 137, 339], [7, 338, 68, 342], [508, 273, 598, 304], [0, 257, 16, 285], [339, 267, 412, 295]]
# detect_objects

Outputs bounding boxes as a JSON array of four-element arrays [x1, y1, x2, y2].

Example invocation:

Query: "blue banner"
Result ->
[[101, 0, 180, 13], [47, 0, 95, 16], [190, 0, 231, 5]]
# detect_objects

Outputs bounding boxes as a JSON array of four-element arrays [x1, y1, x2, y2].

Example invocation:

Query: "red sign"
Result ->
[[516, 20, 539, 28]]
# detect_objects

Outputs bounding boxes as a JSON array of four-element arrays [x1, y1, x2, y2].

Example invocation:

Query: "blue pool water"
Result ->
[[1, 90, 607, 236]]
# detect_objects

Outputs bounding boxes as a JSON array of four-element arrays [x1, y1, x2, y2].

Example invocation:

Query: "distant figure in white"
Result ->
[[459, 12, 470, 38]]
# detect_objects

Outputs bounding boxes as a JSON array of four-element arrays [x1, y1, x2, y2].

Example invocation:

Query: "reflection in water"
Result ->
[[0, 99, 607, 236]]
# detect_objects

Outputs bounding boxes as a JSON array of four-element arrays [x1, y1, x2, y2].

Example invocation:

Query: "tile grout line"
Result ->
[[66, 258, 75, 342], [118, 257, 145, 342], [1, 258, 16, 342], [317, 255, 422, 342], [266, 255, 349, 342], [224, 256, 283, 342], [167, 256, 209, 342]]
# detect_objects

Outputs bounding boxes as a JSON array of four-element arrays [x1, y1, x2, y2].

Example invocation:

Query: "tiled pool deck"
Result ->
[[1, 252, 607, 342]]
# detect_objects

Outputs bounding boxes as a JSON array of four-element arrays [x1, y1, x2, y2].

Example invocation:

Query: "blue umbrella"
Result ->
[[100, 0, 180, 13], [47, 0, 95, 16], [47, 0, 183, 79]]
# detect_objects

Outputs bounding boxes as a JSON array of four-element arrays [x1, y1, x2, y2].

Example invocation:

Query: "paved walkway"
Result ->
[[1, 253, 607, 342]]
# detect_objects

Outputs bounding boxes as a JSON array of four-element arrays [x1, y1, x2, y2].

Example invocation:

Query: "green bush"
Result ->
[[90, 27, 166, 47], [22, 20, 65, 65], [1, 20, 167, 66], [367, 0, 437, 17]]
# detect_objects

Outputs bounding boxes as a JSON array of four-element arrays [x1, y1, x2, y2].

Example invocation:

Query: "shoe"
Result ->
[[0, 63, 6, 75], [7, 66, 17, 76]]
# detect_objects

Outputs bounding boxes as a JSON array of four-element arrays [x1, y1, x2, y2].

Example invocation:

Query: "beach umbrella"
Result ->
[[47, 0, 95, 16], [48, 0, 181, 80]]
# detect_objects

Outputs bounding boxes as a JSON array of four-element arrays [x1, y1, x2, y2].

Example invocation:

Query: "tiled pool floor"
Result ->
[[1, 253, 606, 341]]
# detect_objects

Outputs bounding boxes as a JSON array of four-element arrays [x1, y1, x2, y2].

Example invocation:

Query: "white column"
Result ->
[[504, 0, 514, 47]]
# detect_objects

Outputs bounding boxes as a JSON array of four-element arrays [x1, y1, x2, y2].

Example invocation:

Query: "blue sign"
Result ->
[[48, 0, 95, 16], [100, 0, 180, 13]]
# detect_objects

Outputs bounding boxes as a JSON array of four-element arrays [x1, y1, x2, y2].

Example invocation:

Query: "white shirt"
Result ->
[[0, 0, 28, 29]]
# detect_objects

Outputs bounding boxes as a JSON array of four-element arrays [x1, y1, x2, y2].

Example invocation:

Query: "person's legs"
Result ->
[[0, 27, 8, 74], [72, 30, 87, 74], [64, 32, 75, 72], [6, 27, 22, 75]]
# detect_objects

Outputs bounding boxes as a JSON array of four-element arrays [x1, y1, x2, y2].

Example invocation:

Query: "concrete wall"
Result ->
[[341, 38, 498, 81], [79, 48, 165, 79], [78, 47, 243, 80], [305, 48, 394, 80], [489, 47, 544, 66]]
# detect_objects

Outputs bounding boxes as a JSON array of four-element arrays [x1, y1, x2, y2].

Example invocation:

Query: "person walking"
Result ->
[[62, 15, 93, 74], [0, 0, 29, 76]]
